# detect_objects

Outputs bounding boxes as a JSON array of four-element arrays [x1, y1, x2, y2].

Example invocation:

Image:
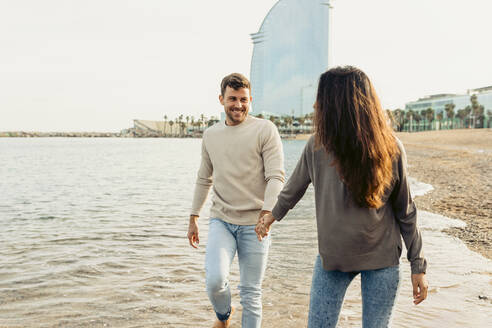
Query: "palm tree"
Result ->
[[392, 109, 405, 132], [200, 114, 206, 132], [185, 116, 190, 136], [283, 116, 293, 135], [169, 120, 174, 136], [385, 109, 396, 130], [405, 109, 415, 131], [470, 94, 484, 128], [422, 108, 434, 130], [413, 112, 422, 131], [174, 118, 179, 136], [163, 115, 168, 136], [444, 103, 455, 129], [456, 107, 470, 128], [305, 112, 314, 133], [178, 115, 184, 136], [297, 116, 305, 133]]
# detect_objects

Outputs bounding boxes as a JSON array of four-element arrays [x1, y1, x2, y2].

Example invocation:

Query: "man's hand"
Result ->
[[255, 211, 276, 241], [187, 215, 200, 248], [411, 273, 428, 305]]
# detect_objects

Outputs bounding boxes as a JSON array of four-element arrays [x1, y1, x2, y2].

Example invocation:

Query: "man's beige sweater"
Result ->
[[191, 116, 285, 225]]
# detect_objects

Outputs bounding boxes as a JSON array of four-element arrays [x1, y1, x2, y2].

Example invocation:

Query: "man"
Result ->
[[188, 73, 284, 328]]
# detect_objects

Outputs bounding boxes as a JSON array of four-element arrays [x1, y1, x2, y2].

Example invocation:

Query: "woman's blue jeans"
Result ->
[[205, 218, 270, 328], [308, 255, 401, 328]]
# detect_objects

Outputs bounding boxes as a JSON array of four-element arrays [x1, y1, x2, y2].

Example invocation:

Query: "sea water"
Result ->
[[0, 138, 490, 327]]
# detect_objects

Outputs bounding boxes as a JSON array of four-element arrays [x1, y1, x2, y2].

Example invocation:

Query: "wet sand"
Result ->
[[396, 129, 492, 259]]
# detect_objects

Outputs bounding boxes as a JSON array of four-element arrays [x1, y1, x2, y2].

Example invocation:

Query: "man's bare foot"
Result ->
[[212, 306, 235, 328]]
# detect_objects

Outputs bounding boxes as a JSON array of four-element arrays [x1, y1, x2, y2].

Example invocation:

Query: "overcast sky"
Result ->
[[1, 0, 491, 132]]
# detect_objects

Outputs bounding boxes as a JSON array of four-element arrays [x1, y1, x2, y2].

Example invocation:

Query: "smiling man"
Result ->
[[188, 73, 285, 328]]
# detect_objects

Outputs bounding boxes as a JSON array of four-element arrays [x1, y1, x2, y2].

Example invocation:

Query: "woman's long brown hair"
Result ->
[[314, 66, 399, 208]]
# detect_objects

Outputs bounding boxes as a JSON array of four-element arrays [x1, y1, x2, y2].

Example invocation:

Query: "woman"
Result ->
[[256, 66, 428, 328]]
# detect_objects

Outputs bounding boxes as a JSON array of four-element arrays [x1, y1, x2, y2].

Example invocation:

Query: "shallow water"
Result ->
[[0, 138, 491, 327]]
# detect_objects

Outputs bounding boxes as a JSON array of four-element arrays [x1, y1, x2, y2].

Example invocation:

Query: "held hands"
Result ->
[[187, 215, 199, 248], [255, 212, 276, 241], [411, 273, 428, 305]]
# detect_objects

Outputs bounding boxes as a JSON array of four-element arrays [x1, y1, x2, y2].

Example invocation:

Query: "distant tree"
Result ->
[[392, 109, 405, 131], [385, 109, 395, 128], [297, 116, 305, 132], [470, 94, 485, 128], [163, 115, 168, 135], [405, 109, 415, 131], [422, 108, 434, 130], [174, 118, 179, 136], [200, 114, 206, 132], [305, 112, 314, 132], [283, 116, 293, 134], [169, 120, 174, 136], [256, 113, 264, 119], [413, 112, 422, 131], [444, 103, 455, 128], [207, 116, 219, 127], [457, 107, 471, 127]]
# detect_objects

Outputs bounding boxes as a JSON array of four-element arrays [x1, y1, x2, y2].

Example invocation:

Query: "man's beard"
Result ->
[[226, 108, 247, 124]]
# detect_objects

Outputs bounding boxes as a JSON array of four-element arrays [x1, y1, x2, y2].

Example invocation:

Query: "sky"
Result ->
[[1, 0, 491, 132]]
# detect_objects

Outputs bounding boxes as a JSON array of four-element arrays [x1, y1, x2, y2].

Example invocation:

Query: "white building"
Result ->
[[405, 86, 492, 118]]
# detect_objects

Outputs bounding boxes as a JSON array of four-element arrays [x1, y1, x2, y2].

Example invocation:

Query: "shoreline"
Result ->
[[395, 129, 492, 259], [3, 129, 489, 259], [290, 129, 492, 260]]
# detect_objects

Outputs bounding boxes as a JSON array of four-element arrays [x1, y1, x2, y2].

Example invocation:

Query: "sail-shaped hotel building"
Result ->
[[250, 0, 332, 117]]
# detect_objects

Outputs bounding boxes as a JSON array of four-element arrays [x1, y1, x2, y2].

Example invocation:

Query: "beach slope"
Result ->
[[396, 129, 491, 259]]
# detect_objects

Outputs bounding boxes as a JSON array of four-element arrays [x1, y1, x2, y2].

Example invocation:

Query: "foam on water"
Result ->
[[409, 176, 434, 197]]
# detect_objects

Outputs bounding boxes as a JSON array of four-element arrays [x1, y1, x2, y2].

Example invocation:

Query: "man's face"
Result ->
[[219, 86, 251, 126]]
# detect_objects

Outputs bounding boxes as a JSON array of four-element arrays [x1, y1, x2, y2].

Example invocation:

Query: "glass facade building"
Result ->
[[405, 86, 492, 118], [250, 0, 332, 117]]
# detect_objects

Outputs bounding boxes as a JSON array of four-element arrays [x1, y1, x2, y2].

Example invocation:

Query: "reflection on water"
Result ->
[[0, 138, 491, 327]]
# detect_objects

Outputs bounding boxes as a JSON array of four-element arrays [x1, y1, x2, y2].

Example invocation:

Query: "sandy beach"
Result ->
[[395, 129, 492, 259]]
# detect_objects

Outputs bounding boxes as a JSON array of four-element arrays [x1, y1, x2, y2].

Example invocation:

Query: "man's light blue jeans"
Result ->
[[308, 255, 401, 328], [205, 218, 270, 328]]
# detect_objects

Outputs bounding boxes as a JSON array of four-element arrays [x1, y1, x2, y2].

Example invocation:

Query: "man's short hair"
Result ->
[[220, 73, 251, 96]]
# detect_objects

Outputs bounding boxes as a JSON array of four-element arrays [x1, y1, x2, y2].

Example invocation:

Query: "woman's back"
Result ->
[[272, 135, 426, 273]]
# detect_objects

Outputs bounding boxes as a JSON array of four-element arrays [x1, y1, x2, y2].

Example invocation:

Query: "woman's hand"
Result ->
[[255, 212, 276, 241], [411, 273, 428, 305]]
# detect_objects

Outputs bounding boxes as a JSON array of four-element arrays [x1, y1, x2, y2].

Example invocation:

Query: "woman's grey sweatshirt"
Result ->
[[272, 136, 427, 274]]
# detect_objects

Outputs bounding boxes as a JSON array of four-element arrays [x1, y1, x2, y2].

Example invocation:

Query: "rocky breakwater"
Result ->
[[0, 131, 121, 138]]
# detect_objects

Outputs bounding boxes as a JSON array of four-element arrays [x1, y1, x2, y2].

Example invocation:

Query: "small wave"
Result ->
[[69, 265, 103, 278], [409, 177, 434, 197], [419, 210, 466, 231], [37, 216, 57, 220]]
